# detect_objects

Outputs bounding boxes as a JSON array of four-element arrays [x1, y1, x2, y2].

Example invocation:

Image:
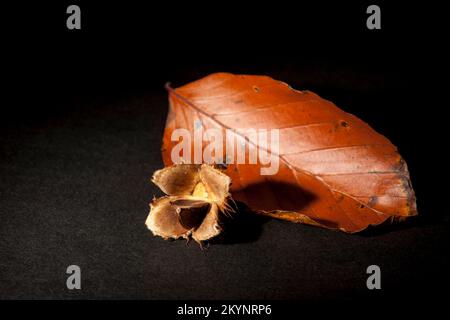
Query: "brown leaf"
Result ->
[[161, 73, 417, 233]]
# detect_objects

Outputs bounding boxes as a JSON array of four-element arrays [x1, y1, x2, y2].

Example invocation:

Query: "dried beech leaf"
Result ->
[[161, 73, 417, 233]]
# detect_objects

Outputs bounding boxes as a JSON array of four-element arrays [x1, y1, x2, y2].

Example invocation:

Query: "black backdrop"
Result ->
[[1, 0, 449, 312]]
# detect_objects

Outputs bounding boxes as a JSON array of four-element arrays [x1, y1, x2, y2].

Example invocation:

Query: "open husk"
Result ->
[[145, 164, 233, 244]]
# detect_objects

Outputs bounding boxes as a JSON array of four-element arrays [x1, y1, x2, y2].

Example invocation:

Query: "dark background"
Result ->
[[1, 0, 448, 308]]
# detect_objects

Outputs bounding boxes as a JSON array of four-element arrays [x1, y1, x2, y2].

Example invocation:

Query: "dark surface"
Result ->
[[1, 1, 449, 304]]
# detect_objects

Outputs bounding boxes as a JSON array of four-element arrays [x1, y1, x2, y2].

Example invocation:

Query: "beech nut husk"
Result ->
[[145, 164, 234, 244]]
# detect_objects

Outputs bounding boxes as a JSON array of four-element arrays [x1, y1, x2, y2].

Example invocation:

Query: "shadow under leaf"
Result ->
[[208, 201, 270, 245]]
